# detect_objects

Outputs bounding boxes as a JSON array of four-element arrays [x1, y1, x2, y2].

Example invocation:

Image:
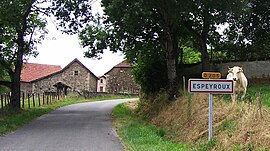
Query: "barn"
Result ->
[[20, 58, 98, 95]]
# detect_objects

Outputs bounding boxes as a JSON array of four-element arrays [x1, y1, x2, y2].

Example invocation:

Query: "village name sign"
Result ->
[[189, 79, 233, 94], [188, 72, 234, 141]]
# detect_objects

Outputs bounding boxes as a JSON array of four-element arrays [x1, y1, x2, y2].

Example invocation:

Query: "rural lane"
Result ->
[[0, 98, 137, 151]]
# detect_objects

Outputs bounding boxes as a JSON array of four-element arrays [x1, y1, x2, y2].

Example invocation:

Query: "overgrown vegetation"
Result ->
[[0, 95, 133, 136], [113, 103, 188, 151], [120, 84, 270, 150]]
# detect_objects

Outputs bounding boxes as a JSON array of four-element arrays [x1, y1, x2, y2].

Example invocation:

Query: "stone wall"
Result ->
[[20, 82, 32, 93], [32, 61, 97, 94], [105, 67, 140, 94], [217, 60, 270, 79], [182, 60, 270, 79]]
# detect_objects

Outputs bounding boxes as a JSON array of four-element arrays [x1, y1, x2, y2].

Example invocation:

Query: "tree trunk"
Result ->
[[165, 31, 177, 100], [200, 18, 211, 72], [10, 32, 24, 109], [9, 2, 33, 110], [200, 39, 210, 71]]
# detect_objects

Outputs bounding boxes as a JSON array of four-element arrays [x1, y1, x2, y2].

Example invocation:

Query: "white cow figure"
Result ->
[[226, 66, 248, 103]]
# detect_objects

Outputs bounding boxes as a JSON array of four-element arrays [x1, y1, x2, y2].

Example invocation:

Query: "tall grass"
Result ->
[[113, 103, 188, 151], [218, 83, 270, 108], [247, 84, 270, 108]]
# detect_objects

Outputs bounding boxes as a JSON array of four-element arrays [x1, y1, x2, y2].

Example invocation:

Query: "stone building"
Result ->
[[97, 75, 106, 92], [20, 58, 98, 95], [99, 60, 140, 94]]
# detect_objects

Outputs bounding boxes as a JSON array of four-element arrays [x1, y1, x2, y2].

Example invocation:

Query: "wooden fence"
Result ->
[[0, 92, 65, 112]]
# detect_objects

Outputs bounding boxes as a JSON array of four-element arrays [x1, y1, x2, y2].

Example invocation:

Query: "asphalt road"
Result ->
[[0, 98, 137, 151]]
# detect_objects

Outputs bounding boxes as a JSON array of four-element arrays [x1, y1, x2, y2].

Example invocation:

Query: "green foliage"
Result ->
[[218, 83, 270, 108], [136, 89, 169, 119], [182, 47, 201, 64], [0, 0, 49, 109], [197, 139, 216, 151], [133, 50, 167, 95], [215, 0, 270, 61], [246, 84, 270, 108], [113, 103, 188, 151]]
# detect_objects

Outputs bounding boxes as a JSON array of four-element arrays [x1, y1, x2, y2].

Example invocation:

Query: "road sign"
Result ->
[[202, 72, 221, 79], [188, 78, 234, 141], [188, 79, 233, 94]]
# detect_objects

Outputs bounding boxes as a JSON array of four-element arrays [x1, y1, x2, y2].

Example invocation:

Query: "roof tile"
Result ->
[[21, 63, 62, 82]]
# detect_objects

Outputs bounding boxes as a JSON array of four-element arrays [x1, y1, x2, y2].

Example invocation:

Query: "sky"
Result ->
[[28, 1, 125, 77]]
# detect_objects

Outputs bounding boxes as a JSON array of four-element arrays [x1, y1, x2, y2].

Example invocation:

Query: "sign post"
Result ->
[[208, 92, 213, 141], [188, 78, 233, 141]]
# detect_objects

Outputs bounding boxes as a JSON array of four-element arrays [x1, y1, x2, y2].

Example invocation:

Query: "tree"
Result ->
[[242, 0, 270, 60], [76, 0, 247, 99], [0, 0, 47, 109], [52, 0, 249, 100], [78, 0, 186, 99], [213, 0, 270, 62], [181, 1, 248, 70]]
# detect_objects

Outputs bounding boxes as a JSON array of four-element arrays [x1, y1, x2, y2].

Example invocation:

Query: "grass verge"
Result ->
[[113, 103, 188, 151], [0, 95, 135, 136]]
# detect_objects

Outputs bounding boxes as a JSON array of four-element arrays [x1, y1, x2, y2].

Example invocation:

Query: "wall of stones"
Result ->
[[105, 67, 140, 94], [182, 60, 270, 79], [20, 82, 32, 93], [31, 61, 97, 94]]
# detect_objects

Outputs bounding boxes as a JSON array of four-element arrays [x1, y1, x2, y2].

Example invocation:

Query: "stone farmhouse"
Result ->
[[20, 58, 98, 95], [97, 60, 140, 94]]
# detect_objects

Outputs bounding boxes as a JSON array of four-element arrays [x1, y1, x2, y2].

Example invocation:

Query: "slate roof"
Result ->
[[114, 60, 132, 68], [21, 63, 62, 82], [104, 60, 133, 75]]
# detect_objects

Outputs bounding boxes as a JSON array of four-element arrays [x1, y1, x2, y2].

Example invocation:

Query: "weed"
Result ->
[[197, 139, 216, 151], [219, 119, 237, 134], [113, 103, 188, 151], [231, 144, 243, 151]]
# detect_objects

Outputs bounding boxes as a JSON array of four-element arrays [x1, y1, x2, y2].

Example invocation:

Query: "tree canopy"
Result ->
[[2, 0, 270, 107], [0, 0, 48, 109], [72, 0, 250, 98]]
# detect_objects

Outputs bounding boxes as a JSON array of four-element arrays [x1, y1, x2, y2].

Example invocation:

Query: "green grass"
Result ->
[[113, 103, 188, 151], [217, 83, 270, 108], [0, 95, 135, 136], [246, 84, 270, 108]]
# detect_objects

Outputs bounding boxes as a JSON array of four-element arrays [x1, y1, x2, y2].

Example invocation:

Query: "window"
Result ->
[[74, 71, 78, 75], [100, 79, 103, 83]]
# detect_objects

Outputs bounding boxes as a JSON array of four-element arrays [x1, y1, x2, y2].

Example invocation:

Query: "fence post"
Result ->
[[46, 95, 49, 104], [7, 94, 10, 105], [4, 94, 7, 107], [1, 95, 4, 112], [32, 94, 35, 107], [22, 92, 25, 108], [42, 93, 45, 105], [50, 94, 52, 104], [38, 93, 41, 107], [256, 92, 263, 119], [28, 93, 30, 109]]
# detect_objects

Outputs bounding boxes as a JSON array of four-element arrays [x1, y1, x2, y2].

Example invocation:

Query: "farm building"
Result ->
[[97, 60, 140, 94], [20, 58, 98, 95]]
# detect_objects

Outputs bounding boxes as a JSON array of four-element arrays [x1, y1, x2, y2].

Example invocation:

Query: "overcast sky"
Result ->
[[28, 1, 125, 77]]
